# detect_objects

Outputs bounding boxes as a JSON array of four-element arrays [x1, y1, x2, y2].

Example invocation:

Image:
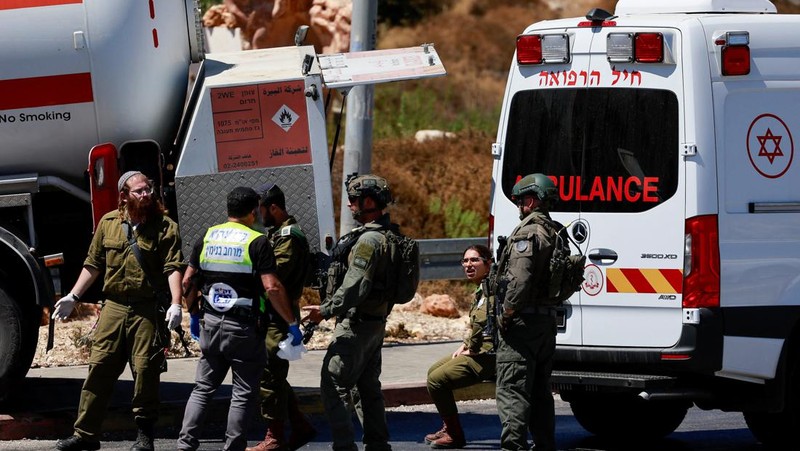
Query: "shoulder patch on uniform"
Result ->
[[281, 226, 292, 237], [353, 255, 369, 270], [352, 240, 375, 270], [515, 240, 530, 252]]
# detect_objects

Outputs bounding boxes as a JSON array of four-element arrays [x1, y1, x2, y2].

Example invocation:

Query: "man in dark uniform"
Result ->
[[53, 170, 185, 451], [248, 183, 315, 451], [495, 173, 560, 451], [177, 187, 298, 451], [303, 174, 399, 451]]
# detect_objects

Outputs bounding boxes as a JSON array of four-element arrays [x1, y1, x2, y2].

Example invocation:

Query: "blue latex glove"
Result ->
[[288, 322, 303, 346], [190, 312, 200, 341]]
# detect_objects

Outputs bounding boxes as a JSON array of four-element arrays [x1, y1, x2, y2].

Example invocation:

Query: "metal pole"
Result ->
[[339, 0, 377, 235]]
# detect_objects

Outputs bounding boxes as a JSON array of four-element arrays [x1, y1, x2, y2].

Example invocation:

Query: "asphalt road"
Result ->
[[0, 399, 763, 450]]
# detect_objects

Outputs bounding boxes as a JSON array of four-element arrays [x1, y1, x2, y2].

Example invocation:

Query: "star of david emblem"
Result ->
[[756, 128, 784, 164]]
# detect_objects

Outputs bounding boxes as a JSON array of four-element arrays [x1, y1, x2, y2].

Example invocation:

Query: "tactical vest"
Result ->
[[325, 226, 371, 301]]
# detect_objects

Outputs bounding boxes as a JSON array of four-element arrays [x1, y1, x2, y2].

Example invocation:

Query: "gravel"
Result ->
[[33, 305, 470, 368]]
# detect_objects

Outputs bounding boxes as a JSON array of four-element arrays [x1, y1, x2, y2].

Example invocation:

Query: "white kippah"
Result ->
[[118, 171, 144, 192]]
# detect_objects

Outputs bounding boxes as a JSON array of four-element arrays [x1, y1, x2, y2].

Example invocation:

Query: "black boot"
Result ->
[[130, 420, 155, 451], [55, 435, 101, 451]]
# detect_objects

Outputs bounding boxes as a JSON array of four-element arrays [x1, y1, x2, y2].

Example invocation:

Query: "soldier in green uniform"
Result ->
[[303, 174, 399, 451], [53, 171, 185, 451], [248, 183, 316, 451], [424, 244, 495, 449], [495, 173, 560, 451]]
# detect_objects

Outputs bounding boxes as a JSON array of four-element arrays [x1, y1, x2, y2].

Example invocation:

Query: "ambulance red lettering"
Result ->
[[551, 176, 659, 203]]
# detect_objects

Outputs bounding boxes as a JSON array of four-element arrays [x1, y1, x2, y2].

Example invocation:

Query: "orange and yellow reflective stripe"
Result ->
[[606, 268, 683, 293]]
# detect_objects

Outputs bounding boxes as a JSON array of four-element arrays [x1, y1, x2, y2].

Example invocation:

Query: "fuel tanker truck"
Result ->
[[0, 0, 445, 400]]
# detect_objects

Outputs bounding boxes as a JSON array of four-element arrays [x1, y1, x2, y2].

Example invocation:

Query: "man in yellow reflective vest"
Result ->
[[177, 187, 299, 451]]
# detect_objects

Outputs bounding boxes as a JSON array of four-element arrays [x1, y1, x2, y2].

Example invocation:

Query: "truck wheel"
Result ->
[[569, 393, 688, 440], [0, 284, 40, 402]]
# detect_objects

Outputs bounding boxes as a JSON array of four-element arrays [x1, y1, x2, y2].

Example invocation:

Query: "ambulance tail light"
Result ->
[[516, 34, 570, 65], [683, 215, 720, 309], [718, 31, 750, 76], [607, 32, 663, 63]]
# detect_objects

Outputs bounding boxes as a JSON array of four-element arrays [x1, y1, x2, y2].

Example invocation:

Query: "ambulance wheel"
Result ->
[[744, 348, 800, 447], [569, 393, 688, 440], [0, 284, 40, 402], [744, 411, 796, 448]]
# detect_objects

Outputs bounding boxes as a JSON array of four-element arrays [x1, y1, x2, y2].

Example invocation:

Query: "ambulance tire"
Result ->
[[569, 394, 688, 440], [744, 411, 794, 448], [744, 349, 800, 447], [0, 284, 40, 402]]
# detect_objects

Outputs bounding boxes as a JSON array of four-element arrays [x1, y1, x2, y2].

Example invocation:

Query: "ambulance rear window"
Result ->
[[502, 88, 679, 213]]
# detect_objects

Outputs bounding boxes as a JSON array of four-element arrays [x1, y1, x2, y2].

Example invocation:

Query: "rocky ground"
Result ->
[[32, 301, 469, 368]]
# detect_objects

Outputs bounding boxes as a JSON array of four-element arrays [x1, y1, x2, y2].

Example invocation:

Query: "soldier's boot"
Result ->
[[130, 420, 155, 451], [55, 434, 101, 451], [287, 393, 317, 450], [429, 415, 466, 449], [246, 420, 288, 451], [423, 422, 446, 444]]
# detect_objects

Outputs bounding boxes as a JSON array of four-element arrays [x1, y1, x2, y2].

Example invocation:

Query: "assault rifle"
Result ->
[[302, 251, 333, 343], [483, 235, 508, 352], [301, 321, 318, 344], [174, 325, 193, 357], [172, 271, 202, 357]]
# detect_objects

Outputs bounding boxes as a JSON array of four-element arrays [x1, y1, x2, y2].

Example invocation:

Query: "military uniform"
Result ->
[[258, 216, 310, 421], [178, 221, 277, 451], [496, 210, 559, 451], [74, 209, 183, 440], [426, 285, 496, 417], [318, 214, 396, 451]]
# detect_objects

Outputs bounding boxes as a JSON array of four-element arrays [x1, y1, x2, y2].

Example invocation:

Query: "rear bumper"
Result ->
[[554, 307, 723, 376]]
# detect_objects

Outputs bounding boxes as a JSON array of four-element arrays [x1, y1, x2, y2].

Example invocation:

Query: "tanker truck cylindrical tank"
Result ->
[[0, 0, 203, 185]]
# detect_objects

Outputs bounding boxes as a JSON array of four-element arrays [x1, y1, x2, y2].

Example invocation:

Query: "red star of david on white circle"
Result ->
[[756, 128, 784, 164]]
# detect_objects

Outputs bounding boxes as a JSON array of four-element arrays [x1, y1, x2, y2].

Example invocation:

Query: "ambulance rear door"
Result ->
[[577, 21, 686, 347], [499, 20, 687, 348]]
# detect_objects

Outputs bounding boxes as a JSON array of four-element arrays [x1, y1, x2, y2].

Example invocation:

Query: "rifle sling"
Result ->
[[122, 221, 166, 301]]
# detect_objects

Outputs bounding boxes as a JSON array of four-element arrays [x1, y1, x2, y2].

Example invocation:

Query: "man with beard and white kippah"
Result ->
[[52, 171, 184, 451]]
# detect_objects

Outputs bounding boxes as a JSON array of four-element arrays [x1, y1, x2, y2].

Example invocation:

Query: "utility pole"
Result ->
[[339, 0, 377, 235]]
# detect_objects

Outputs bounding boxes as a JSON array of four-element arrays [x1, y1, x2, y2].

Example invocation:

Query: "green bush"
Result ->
[[372, 85, 499, 139], [429, 196, 488, 238]]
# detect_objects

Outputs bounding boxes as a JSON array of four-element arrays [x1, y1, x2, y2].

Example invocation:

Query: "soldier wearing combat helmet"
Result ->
[[304, 173, 401, 451], [495, 173, 560, 451]]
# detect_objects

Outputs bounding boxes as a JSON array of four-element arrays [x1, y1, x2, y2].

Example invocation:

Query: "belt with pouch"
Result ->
[[341, 310, 386, 323], [202, 296, 256, 321]]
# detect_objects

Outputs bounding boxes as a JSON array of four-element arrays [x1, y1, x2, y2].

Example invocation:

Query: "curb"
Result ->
[[0, 382, 497, 441]]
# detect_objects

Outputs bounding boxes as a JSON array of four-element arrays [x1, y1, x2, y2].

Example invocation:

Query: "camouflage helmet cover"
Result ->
[[345, 173, 393, 208], [512, 173, 557, 203]]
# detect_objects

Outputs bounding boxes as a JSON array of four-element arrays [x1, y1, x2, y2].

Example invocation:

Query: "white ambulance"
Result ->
[[489, 0, 800, 444]]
